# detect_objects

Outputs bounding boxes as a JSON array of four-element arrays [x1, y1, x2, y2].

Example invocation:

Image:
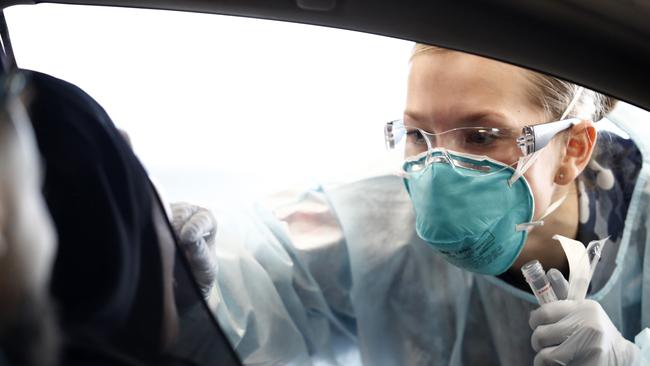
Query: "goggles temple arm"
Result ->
[[385, 119, 408, 150], [517, 118, 581, 155], [384, 120, 396, 149]]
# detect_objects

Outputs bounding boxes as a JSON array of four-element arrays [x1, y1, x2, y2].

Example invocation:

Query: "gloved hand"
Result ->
[[171, 202, 218, 298], [529, 269, 639, 366]]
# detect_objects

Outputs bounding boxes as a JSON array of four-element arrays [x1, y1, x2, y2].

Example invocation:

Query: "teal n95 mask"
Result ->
[[404, 147, 571, 275], [403, 149, 537, 275]]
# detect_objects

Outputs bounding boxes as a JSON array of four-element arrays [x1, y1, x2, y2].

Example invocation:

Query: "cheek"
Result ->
[[523, 149, 560, 219]]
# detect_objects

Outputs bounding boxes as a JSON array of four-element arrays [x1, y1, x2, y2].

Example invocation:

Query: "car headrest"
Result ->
[[25, 70, 169, 359]]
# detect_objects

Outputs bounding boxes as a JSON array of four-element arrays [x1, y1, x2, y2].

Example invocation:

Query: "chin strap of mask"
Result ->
[[515, 194, 567, 232], [509, 149, 568, 233], [509, 147, 569, 232]]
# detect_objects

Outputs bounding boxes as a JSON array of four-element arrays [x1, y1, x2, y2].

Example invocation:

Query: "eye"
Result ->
[[406, 129, 428, 146], [464, 129, 498, 146]]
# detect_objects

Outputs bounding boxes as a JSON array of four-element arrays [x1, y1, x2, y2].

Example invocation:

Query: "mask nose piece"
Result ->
[[425, 148, 452, 167]]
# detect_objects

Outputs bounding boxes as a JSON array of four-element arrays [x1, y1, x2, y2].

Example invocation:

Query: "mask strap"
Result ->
[[560, 86, 585, 120], [515, 194, 567, 232], [509, 150, 543, 186]]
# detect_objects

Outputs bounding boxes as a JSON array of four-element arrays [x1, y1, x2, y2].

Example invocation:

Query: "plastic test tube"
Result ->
[[521, 260, 558, 305]]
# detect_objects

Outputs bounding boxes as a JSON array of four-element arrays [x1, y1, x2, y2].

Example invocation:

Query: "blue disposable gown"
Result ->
[[208, 102, 650, 365]]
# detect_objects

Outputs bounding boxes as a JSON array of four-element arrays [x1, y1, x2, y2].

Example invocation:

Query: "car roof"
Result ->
[[1, 0, 648, 110]]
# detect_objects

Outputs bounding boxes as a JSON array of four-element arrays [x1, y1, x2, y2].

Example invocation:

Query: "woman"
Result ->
[[174, 45, 650, 365]]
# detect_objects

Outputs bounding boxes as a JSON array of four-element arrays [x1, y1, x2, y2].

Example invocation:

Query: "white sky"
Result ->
[[5, 4, 413, 208]]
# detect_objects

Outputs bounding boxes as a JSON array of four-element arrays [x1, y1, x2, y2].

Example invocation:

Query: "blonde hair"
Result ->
[[411, 44, 617, 122]]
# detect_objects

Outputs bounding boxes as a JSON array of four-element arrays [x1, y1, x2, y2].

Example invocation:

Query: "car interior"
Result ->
[[0, 1, 649, 366]]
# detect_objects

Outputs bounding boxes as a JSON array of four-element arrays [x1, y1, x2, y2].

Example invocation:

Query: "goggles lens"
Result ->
[[385, 119, 523, 176]]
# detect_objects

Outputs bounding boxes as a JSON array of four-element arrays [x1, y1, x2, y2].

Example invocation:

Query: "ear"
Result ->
[[554, 120, 597, 185]]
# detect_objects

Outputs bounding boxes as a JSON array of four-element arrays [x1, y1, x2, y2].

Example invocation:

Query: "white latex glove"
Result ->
[[530, 269, 639, 366], [170, 202, 218, 298]]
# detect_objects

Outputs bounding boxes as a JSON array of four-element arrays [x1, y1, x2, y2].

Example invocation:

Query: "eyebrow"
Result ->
[[403, 110, 515, 130]]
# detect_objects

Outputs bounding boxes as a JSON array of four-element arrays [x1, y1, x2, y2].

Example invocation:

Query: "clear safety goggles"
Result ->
[[384, 117, 580, 176]]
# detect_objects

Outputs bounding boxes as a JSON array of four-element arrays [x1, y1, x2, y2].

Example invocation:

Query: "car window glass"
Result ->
[[5, 4, 409, 364], [7, 4, 650, 366]]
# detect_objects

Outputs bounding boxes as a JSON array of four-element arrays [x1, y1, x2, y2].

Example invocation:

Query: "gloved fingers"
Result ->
[[181, 234, 208, 256], [179, 209, 217, 245], [534, 324, 588, 366], [182, 236, 218, 295], [171, 202, 199, 231], [531, 321, 574, 352], [530, 300, 578, 329], [534, 345, 575, 366], [169, 202, 219, 298], [534, 346, 560, 366], [547, 268, 569, 301]]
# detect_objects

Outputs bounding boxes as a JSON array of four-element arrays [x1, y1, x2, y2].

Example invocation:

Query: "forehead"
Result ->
[[405, 51, 545, 129]]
